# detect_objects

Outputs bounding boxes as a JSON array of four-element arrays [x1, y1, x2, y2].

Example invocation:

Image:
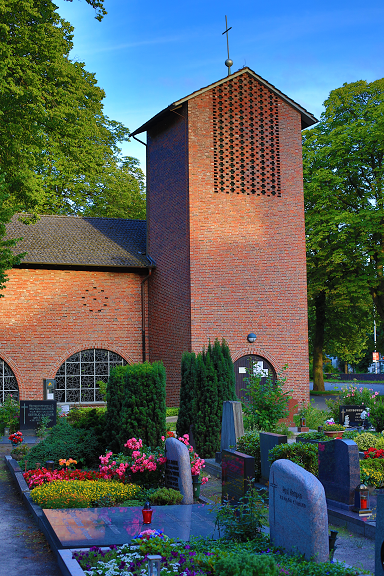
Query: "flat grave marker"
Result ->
[[221, 449, 254, 504], [269, 459, 329, 562], [19, 400, 57, 431]]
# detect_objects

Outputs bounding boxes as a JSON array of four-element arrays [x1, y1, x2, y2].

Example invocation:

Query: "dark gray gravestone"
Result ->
[[269, 459, 329, 562], [318, 438, 360, 510], [222, 449, 254, 504], [165, 437, 193, 504], [375, 493, 384, 575], [216, 401, 244, 463], [19, 400, 56, 431], [339, 405, 364, 426], [259, 432, 287, 483]]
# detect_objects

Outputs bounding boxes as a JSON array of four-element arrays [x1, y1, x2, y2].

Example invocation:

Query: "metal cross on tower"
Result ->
[[222, 15, 233, 76]]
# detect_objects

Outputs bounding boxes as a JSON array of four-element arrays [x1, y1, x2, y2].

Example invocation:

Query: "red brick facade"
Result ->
[[0, 268, 144, 400]]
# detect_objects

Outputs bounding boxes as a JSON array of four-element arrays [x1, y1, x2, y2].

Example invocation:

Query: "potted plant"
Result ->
[[323, 420, 345, 438]]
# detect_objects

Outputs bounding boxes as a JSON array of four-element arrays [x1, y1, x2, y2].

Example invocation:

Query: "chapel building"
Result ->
[[0, 67, 317, 409]]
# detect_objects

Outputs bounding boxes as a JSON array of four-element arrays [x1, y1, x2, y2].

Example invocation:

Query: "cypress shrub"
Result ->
[[220, 338, 237, 401], [194, 349, 220, 458], [104, 365, 128, 452], [176, 351, 197, 438], [118, 361, 166, 450]]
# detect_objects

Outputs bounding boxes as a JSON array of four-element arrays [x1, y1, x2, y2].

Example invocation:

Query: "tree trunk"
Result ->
[[344, 361, 348, 374], [312, 291, 326, 391]]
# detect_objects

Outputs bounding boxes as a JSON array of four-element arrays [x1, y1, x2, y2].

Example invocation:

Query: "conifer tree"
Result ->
[[176, 351, 197, 438], [194, 349, 220, 458], [104, 365, 127, 452]]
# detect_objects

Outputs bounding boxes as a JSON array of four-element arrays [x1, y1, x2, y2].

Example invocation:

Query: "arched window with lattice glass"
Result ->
[[0, 358, 19, 403], [54, 349, 128, 403]]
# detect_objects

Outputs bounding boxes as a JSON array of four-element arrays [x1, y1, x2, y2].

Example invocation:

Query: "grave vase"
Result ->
[[324, 430, 344, 439]]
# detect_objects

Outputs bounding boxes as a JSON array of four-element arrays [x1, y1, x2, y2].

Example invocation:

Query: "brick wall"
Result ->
[[186, 77, 309, 407], [0, 268, 144, 400], [146, 106, 192, 405]]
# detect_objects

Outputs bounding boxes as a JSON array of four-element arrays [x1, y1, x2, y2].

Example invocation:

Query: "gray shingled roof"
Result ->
[[6, 214, 150, 269]]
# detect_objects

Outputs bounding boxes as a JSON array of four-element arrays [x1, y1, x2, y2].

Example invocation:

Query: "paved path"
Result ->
[[0, 445, 61, 576]]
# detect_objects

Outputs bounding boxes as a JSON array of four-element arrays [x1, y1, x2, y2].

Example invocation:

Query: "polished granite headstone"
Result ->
[[338, 405, 364, 426], [19, 400, 56, 431], [43, 504, 219, 549], [375, 494, 384, 575], [269, 459, 329, 562], [165, 437, 193, 504], [216, 401, 244, 464], [318, 438, 360, 510], [221, 449, 254, 504], [259, 432, 287, 483]]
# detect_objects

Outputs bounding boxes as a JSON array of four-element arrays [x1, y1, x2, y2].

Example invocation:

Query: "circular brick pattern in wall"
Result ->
[[0, 358, 19, 403], [81, 287, 109, 313], [54, 349, 127, 403]]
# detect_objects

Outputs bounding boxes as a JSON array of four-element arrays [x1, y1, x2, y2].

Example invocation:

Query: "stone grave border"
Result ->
[[4, 455, 216, 576]]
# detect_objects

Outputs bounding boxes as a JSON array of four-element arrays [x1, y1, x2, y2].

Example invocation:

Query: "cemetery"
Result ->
[[2, 345, 384, 576]]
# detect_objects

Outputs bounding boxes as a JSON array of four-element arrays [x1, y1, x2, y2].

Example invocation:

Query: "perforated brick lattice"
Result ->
[[213, 74, 281, 196]]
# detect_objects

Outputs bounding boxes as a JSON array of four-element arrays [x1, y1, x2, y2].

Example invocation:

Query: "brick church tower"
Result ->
[[131, 67, 317, 408]]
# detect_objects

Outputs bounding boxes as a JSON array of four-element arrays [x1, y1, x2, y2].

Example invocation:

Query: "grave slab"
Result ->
[[318, 438, 360, 510], [165, 437, 193, 504], [221, 449, 254, 504], [269, 459, 329, 562], [43, 504, 219, 549], [259, 432, 287, 483]]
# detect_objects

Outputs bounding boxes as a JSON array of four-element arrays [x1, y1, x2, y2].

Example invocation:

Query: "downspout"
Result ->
[[141, 256, 156, 363]]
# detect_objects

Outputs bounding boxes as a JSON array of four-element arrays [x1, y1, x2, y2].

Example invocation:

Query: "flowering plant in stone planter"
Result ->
[[323, 423, 345, 431]]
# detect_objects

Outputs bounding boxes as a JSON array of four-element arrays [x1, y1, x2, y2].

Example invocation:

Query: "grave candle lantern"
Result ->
[[300, 417, 306, 427], [147, 555, 161, 576], [353, 483, 371, 515], [142, 501, 153, 524], [45, 460, 55, 471]]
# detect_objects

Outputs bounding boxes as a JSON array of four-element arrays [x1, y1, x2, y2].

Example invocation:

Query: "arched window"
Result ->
[[54, 349, 127, 403], [0, 358, 19, 403]]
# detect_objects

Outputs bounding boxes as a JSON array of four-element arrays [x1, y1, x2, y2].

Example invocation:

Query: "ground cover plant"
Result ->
[[268, 443, 318, 477], [30, 479, 141, 509], [23, 467, 105, 489]]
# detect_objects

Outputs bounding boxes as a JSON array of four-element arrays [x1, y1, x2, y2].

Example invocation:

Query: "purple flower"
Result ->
[[119, 561, 126, 569]]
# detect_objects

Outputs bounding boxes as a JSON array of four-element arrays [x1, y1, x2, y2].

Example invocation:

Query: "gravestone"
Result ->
[[269, 459, 329, 562], [338, 405, 365, 427], [19, 400, 57, 431], [375, 493, 384, 575], [318, 438, 360, 510], [216, 401, 244, 463], [221, 449, 254, 504], [165, 437, 193, 504], [259, 432, 287, 483]]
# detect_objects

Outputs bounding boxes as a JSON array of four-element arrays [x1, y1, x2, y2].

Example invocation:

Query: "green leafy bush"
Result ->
[[325, 384, 378, 422], [360, 458, 384, 488], [296, 432, 328, 441], [104, 365, 127, 452], [241, 365, 291, 432], [0, 395, 19, 432], [268, 443, 318, 476], [369, 397, 384, 432], [323, 423, 345, 431], [166, 407, 179, 418], [214, 551, 278, 576], [236, 430, 261, 479], [354, 432, 377, 451], [150, 487, 183, 505], [215, 485, 267, 542], [67, 406, 107, 455], [21, 420, 100, 470], [293, 401, 330, 430], [375, 436, 384, 450]]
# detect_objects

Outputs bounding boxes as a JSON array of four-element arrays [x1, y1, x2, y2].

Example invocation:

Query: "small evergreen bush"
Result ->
[[150, 488, 183, 505], [176, 351, 197, 438], [268, 443, 318, 476], [355, 432, 377, 451], [237, 430, 261, 479], [194, 349, 220, 458], [21, 420, 100, 470], [370, 398, 384, 432], [104, 365, 127, 452]]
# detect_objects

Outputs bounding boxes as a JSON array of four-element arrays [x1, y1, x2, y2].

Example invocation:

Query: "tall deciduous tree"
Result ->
[[304, 78, 384, 390]]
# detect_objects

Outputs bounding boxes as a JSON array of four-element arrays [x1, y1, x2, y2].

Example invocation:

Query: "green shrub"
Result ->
[[342, 430, 360, 440], [375, 436, 384, 450], [241, 365, 291, 432], [323, 423, 345, 431], [118, 361, 166, 451], [325, 384, 378, 422], [30, 479, 141, 509], [21, 420, 100, 470], [236, 430, 261, 479], [268, 443, 318, 476], [296, 431, 327, 441], [360, 458, 384, 488], [166, 407, 179, 418], [369, 397, 384, 432], [67, 406, 107, 455], [150, 487, 183, 505], [176, 351, 197, 438], [194, 349, 220, 458], [354, 432, 377, 451], [214, 551, 278, 576], [215, 485, 267, 542], [104, 365, 127, 452], [293, 401, 330, 429]]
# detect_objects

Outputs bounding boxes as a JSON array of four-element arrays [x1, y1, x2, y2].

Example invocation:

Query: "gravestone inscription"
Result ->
[[221, 449, 254, 504], [259, 432, 287, 483], [19, 400, 57, 431], [165, 437, 193, 504], [269, 459, 329, 562], [338, 405, 365, 427], [318, 438, 360, 510]]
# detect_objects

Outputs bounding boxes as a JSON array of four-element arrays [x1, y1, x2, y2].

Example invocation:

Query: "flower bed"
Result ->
[[24, 467, 105, 489]]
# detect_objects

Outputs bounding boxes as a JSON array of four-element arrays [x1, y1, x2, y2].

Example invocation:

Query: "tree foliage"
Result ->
[[303, 78, 384, 389]]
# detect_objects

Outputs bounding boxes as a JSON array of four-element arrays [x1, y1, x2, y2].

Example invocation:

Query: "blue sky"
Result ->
[[56, 0, 384, 171]]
